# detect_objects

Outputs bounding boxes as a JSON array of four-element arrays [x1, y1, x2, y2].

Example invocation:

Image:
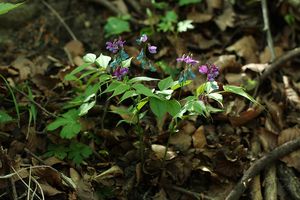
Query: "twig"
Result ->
[[261, 0, 276, 61], [225, 137, 300, 200], [250, 137, 263, 200], [41, 0, 77, 41], [259, 47, 300, 84], [24, 148, 76, 190], [12, 87, 58, 118], [10, 175, 18, 200], [277, 163, 300, 199], [124, 0, 143, 15]]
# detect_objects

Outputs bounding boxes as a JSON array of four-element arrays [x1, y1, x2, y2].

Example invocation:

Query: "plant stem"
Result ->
[[162, 118, 176, 168]]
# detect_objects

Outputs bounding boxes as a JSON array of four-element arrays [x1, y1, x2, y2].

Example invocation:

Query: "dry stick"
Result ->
[[261, 0, 276, 61], [163, 184, 213, 200], [124, 0, 143, 14], [41, 0, 77, 41], [24, 148, 76, 190], [258, 47, 300, 85], [250, 138, 263, 200], [12, 87, 58, 118], [225, 137, 300, 200]]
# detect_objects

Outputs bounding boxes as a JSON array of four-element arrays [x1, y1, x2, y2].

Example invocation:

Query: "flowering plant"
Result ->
[[47, 34, 257, 165]]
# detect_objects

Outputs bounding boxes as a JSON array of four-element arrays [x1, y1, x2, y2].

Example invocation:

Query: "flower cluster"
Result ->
[[113, 66, 129, 80], [176, 54, 199, 65], [136, 34, 157, 71], [106, 38, 125, 53], [198, 64, 219, 81], [176, 54, 219, 82]]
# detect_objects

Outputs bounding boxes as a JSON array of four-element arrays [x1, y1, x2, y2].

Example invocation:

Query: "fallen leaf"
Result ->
[[206, 0, 223, 11], [283, 76, 300, 110], [187, 12, 213, 23], [242, 63, 269, 73], [229, 106, 264, 126], [278, 127, 300, 171], [39, 182, 63, 196], [257, 128, 278, 151], [151, 144, 177, 160], [226, 36, 258, 63], [11, 57, 32, 80], [259, 46, 284, 63], [169, 132, 192, 151], [153, 189, 168, 200], [93, 165, 123, 181], [214, 55, 241, 72], [192, 126, 207, 149], [214, 7, 235, 31], [64, 40, 84, 58]]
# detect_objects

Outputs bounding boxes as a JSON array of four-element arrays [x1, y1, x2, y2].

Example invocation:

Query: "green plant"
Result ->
[[0, 2, 23, 15], [45, 142, 92, 165], [46, 35, 258, 167], [0, 110, 13, 124], [104, 15, 131, 38]]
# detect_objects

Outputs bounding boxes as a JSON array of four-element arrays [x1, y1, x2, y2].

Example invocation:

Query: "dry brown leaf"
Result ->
[[153, 189, 168, 200], [278, 128, 300, 171], [226, 36, 258, 63], [192, 126, 207, 149], [214, 7, 235, 31], [265, 101, 284, 130], [283, 76, 300, 109], [113, 0, 128, 14], [93, 165, 123, 181], [40, 182, 63, 196], [151, 144, 177, 160], [187, 12, 213, 23], [11, 57, 32, 80], [224, 73, 244, 85], [169, 132, 192, 151], [229, 106, 264, 127], [44, 156, 65, 166], [213, 55, 241, 72], [206, 0, 223, 11], [167, 35, 187, 57], [242, 63, 269, 73], [191, 34, 220, 50], [64, 40, 84, 58], [257, 128, 278, 151], [70, 168, 81, 185], [259, 46, 284, 63]]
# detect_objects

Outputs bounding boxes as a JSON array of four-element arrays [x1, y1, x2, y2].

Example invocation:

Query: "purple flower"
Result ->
[[113, 67, 129, 80], [140, 34, 148, 43], [198, 65, 208, 74], [148, 45, 157, 54], [106, 38, 125, 53], [176, 55, 199, 65], [198, 64, 219, 81]]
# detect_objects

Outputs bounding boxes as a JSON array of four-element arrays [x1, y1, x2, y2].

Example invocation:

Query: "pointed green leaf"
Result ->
[[223, 85, 257, 104], [158, 76, 174, 90], [132, 83, 156, 97], [0, 2, 23, 15], [122, 57, 133, 68], [0, 110, 13, 123], [95, 54, 111, 69], [128, 76, 159, 84]]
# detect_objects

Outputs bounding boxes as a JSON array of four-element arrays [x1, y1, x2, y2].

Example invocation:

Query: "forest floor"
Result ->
[[1, 0, 300, 200]]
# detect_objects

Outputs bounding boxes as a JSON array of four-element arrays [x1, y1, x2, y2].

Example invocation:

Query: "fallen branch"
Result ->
[[259, 47, 300, 84], [225, 137, 300, 200]]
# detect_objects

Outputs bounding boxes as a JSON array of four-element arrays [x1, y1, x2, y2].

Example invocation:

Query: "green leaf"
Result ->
[[99, 74, 111, 83], [165, 100, 181, 117], [0, 110, 13, 123], [149, 97, 168, 120], [47, 109, 81, 139], [103, 81, 122, 93], [170, 80, 192, 90], [0, 2, 23, 15], [60, 122, 81, 139], [128, 76, 159, 84], [68, 142, 92, 165], [104, 17, 131, 37], [109, 83, 130, 98], [65, 63, 91, 81], [95, 54, 111, 69], [223, 85, 257, 104], [119, 90, 138, 103], [196, 82, 206, 96], [137, 99, 149, 110], [178, 0, 202, 6], [207, 93, 223, 107], [132, 83, 156, 97], [83, 53, 96, 63], [158, 76, 174, 90], [206, 81, 219, 93], [177, 20, 194, 32], [122, 57, 133, 68], [79, 101, 96, 116], [44, 144, 68, 160]]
